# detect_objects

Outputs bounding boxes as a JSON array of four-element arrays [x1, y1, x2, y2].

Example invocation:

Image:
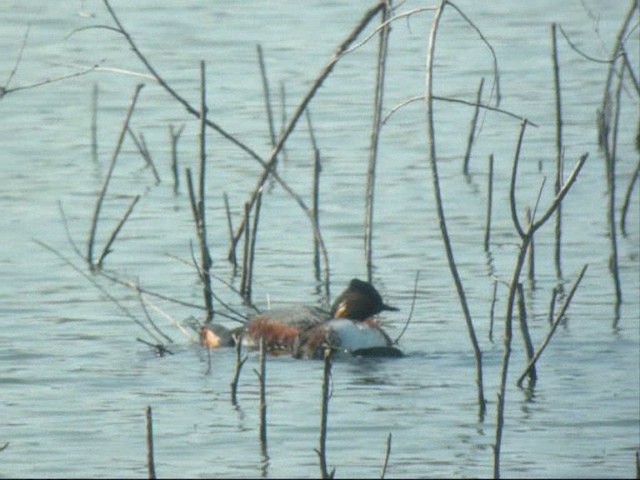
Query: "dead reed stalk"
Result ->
[[257, 44, 277, 150], [230, 333, 248, 406], [87, 83, 144, 269], [169, 124, 185, 194], [96, 195, 140, 269], [364, 0, 391, 283], [517, 264, 588, 387], [228, 0, 386, 260], [463, 77, 485, 175], [185, 61, 214, 323], [145, 406, 156, 480], [380, 432, 392, 479], [91, 83, 98, 163], [493, 151, 587, 478], [484, 153, 494, 251], [316, 347, 335, 479], [255, 337, 268, 449], [551, 23, 564, 279], [516, 283, 536, 385], [424, 0, 486, 418]]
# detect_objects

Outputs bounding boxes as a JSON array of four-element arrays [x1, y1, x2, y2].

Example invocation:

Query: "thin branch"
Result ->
[[96, 194, 141, 268], [365, 0, 392, 283], [383, 94, 538, 127], [380, 433, 392, 479], [395, 270, 419, 344], [425, 0, 485, 417], [87, 83, 144, 268], [509, 120, 529, 239], [146, 406, 156, 480], [516, 265, 588, 386]]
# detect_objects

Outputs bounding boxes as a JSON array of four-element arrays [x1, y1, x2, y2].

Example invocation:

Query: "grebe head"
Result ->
[[330, 278, 398, 321]]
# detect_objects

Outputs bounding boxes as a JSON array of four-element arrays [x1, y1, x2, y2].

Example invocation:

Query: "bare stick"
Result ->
[[139, 132, 161, 184], [1, 62, 101, 99], [240, 202, 251, 301], [547, 285, 559, 325], [316, 347, 334, 479], [380, 432, 392, 479], [197, 61, 214, 322], [169, 123, 185, 194], [96, 195, 140, 269], [230, 333, 248, 406], [444, 0, 501, 105], [0, 442, 8, 453], [517, 264, 588, 386], [36, 239, 167, 346], [246, 190, 263, 303], [525, 207, 535, 282], [516, 283, 536, 385], [137, 337, 173, 356], [257, 44, 277, 150], [489, 279, 498, 343], [508, 120, 528, 239], [255, 337, 268, 449], [306, 109, 322, 282], [146, 406, 156, 480], [57, 200, 83, 259], [604, 64, 625, 323], [463, 77, 485, 175], [223, 193, 238, 273], [3, 26, 30, 91], [137, 289, 174, 345], [277, 81, 290, 162], [395, 270, 419, 344], [551, 23, 564, 279], [424, 0, 486, 417], [229, 0, 386, 258], [384, 93, 537, 127], [101, 0, 265, 168], [91, 83, 98, 163], [620, 160, 639, 236], [484, 153, 494, 251], [365, 1, 391, 283], [494, 153, 587, 478], [87, 83, 144, 268]]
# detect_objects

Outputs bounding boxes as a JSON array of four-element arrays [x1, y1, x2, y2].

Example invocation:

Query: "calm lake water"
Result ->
[[1, 0, 639, 478]]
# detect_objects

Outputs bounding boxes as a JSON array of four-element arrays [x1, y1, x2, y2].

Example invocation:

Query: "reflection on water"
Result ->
[[1, 0, 639, 478]]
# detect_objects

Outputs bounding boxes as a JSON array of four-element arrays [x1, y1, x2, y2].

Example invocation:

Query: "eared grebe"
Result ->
[[240, 278, 402, 358]]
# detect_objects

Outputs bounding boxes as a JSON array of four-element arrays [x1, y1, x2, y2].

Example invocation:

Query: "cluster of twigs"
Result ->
[[10, 0, 635, 477]]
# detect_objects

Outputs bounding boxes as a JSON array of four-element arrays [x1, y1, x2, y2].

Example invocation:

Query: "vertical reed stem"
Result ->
[[169, 124, 185, 195], [551, 23, 564, 279], [257, 337, 267, 448], [198, 61, 214, 322], [230, 333, 247, 406], [87, 83, 144, 269], [317, 347, 334, 479], [257, 44, 277, 150], [484, 153, 494, 251], [463, 77, 485, 175], [240, 202, 251, 301], [91, 82, 98, 163], [525, 207, 535, 282], [223, 193, 238, 274], [425, 0, 486, 417], [146, 406, 156, 480], [489, 279, 498, 343], [307, 109, 323, 283], [365, 0, 391, 283], [516, 283, 536, 384]]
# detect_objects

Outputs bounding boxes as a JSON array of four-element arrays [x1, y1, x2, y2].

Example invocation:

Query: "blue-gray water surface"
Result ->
[[1, 1, 639, 478]]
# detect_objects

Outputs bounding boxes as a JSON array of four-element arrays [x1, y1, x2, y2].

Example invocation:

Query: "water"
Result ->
[[1, 0, 639, 478]]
